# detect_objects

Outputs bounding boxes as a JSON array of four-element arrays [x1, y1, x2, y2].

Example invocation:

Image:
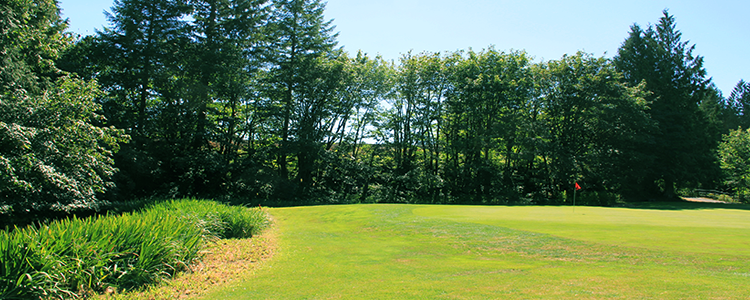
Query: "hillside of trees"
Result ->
[[3, 0, 750, 219]]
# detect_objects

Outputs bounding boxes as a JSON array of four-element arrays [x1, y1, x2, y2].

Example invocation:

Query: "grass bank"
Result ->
[[0, 199, 268, 299], [204, 203, 750, 299]]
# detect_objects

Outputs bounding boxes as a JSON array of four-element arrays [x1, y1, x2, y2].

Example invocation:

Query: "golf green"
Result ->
[[202, 204, 750, 299]]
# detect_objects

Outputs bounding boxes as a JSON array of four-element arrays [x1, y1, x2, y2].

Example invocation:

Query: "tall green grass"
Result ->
[[0, 199, 268, 299]]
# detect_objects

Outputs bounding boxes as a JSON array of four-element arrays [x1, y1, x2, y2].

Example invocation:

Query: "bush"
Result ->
[[0, 77, 129, 213], [0, 199, 268, 299], [718, 128, 750, 202]]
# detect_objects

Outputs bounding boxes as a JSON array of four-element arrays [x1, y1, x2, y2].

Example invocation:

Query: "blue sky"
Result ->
[[59, 0, 749, 95]]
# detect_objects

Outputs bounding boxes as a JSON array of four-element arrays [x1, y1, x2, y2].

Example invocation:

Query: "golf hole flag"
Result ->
[[575, 182, 581, 190]]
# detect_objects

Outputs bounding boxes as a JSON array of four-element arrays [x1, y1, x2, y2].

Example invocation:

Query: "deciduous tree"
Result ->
[[1, 0, 128, 212], [718, 128, 750, 202], [537, 52, 651, 201]]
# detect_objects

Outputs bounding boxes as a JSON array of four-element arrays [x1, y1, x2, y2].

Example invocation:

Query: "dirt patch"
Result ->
[[683, 197, 729, 204]]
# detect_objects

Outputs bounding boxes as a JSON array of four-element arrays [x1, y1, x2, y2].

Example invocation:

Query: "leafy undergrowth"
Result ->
[[0, 199, 269, 299]]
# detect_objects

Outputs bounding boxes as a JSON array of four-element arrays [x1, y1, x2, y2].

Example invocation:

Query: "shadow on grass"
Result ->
[[251, 197, 750, 211], [621, 199, 750, 211], [1, 197, 166, 231]]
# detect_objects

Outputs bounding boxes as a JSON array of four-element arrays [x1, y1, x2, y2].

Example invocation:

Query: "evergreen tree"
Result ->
[[728, 80, 750, 129], [264, 0, 338, 192], [96, 0, 191, 136], [187, 0, 268, 151], [614, 10, 716, 199], [0, 0, 69, 94]]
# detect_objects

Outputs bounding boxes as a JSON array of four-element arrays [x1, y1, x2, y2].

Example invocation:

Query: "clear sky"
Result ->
[[59, 0, 749, 96]]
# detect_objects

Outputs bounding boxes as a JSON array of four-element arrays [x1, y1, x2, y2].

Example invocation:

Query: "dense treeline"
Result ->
[[3, 0, 750, 215]]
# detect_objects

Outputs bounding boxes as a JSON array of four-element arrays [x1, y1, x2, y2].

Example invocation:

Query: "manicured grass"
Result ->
[[203, 203, 750, 299], [414, 203, 750, 256]]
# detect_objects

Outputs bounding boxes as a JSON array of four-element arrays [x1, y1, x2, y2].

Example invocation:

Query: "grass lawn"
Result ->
[[201, 203, 750, 299]]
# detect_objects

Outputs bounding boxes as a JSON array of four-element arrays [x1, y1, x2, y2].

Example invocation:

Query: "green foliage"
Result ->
[[1, 0, 128, 213], [0, 0, 71, 95], [537, 52, 652, 200], [614, 10, 718, 198], [718, 128, 750, 203], [726, 80, 750, 130], [0, 199, 268, 299], [264, 0, 340, 187], [0, 77, 129, 212], [52, 2, 741, 207], [145, 199, 269, 239], [61, 0, 272, 201]]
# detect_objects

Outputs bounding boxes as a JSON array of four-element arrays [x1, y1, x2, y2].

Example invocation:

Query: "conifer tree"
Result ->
[[614, 10, 716, 198], [729, 80, 750, 129], [97, 0, 191, 136], [0, 0, 69, 94], [264, 0, 338, 188]]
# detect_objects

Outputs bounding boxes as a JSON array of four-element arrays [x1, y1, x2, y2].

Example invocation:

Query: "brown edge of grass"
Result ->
[[94, 212, 278, 300]]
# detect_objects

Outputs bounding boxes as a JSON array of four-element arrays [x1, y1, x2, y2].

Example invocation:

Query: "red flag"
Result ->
[[575, 182, 581, 190]]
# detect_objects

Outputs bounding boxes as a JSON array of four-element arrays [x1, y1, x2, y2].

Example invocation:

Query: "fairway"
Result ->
[[202, 204, 750, 299]]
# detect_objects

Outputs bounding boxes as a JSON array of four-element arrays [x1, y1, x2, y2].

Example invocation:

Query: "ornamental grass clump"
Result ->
[[0, 199, 268, 299], [144, 199, 269, 239]]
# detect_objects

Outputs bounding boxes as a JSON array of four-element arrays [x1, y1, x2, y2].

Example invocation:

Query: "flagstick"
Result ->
[[573, 188, 576, 213]]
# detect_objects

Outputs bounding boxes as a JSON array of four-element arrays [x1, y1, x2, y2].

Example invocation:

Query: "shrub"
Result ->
[[0, 77, 129, 213], [718, 128, 750, 202], [0, 199, 268, 299]]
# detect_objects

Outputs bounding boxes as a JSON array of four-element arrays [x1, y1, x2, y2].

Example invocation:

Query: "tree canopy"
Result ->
[[1, 0, 127, 213], [3, 1, 749, 214], [614, 10, 718, 199]]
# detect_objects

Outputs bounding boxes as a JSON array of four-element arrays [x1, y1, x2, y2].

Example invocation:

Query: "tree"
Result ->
[[0, 0, 128, 212], [444, 48, 532, 201], [728, 80, 750, 130], [371, 51, 453, 202], [188, 0, 268, 151], [0, 0, 69, 95], [264, 0, 338, 192], [61, 0, 273, 199], [536, 52, 652, 202], [389, 52, 425, 177], [96, 0, 191, 136], [336, 51, 392, 159], [303, 52, 393, 202], [699, 84, 730, 137], [176, 0, 269, 197], [614, 10, 716, 199], [1, 78, 128, 211], [718, 128, 750, 203], [71, 0, 195, 198]]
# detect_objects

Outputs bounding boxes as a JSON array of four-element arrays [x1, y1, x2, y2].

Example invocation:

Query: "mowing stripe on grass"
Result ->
[[413, 205, 750, 256]]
